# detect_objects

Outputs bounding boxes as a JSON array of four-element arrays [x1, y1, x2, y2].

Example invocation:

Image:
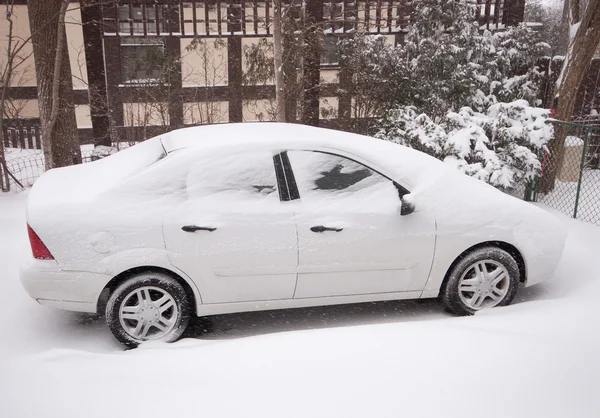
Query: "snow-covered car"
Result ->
[[20, 123, 567, 347]]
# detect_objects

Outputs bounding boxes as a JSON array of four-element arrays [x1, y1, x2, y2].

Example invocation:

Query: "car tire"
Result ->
[[442, 247, 520, 316], [106, 272, 191, 348]]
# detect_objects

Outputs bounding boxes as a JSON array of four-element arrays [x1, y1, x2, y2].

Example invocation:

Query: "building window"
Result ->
[[118, 4, 171, 34], [321, 35, 339, 66], [120, 38, 166, 84], [324, 1, 344, 33]]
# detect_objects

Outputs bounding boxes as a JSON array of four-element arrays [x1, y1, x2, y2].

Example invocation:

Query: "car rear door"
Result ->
[[285, 150, 436, 299], [163, 148, 298, 304]]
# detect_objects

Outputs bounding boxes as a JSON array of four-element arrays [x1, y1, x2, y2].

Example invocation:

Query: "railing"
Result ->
[[2, 118, 42, 150]]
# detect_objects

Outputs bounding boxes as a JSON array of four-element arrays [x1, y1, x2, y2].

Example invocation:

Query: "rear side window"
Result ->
[[186, 149, 279, 202]]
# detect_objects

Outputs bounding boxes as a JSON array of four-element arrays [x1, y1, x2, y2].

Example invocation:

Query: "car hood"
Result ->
[[407, 167, 567, 259]]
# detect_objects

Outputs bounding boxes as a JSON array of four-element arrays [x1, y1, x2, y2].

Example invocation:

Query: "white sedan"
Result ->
[[21, 123, 567, 346]]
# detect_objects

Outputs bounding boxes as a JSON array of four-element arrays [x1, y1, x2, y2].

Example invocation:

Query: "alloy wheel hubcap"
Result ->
[[119, 286, 178, 340], [458, 260, 510, 310]]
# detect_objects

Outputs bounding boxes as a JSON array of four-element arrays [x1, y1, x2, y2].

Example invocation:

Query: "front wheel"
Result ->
[[106, 272, 191, 347], [442, 247, 520, 315]]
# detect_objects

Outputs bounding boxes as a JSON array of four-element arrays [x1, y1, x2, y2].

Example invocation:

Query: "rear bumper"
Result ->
[[20, 255, 112, 314]]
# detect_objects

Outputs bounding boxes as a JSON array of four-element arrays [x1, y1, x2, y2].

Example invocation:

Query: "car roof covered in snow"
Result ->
[[159, 122, 450, 189]]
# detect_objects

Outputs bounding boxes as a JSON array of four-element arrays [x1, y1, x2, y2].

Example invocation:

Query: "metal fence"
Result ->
[[5, 150, 96, 189], [527, 119, 600, 226]]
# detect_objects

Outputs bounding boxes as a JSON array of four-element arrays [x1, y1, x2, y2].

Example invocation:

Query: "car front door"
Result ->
[[285, 150, 436, 299], [163, 148, 298, 304]]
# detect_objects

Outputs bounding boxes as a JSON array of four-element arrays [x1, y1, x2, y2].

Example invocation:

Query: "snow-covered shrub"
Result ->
[[338, 0, 550, 125], [376, 106, 456, 159], [477, 24, 550, 108], [400, 0, 483, 120], [377, 100, 553, 189], [401, 0, 550, 118]]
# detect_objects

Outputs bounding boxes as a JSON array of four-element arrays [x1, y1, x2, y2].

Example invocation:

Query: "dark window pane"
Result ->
[[321, 35, 339, 66], [120, 38, 165, 83]]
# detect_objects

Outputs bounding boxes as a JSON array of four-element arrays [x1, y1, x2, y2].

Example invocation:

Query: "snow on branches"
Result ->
[[364, 0, 552, 190], [399, 0, 550, 118], [376, 101, 553, 189]]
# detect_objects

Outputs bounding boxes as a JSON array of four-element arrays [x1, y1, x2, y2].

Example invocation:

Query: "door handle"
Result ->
[[310, 225, 343, 233], [182, 225, 217, 232]]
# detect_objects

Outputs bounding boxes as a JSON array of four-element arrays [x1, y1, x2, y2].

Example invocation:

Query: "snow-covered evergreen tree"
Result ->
[[479, 24, 550, 108], [376, 106, 455, 159], [397, 0, 550, 118], [400, 0, 483, 120], [376, 101, 553, 189], [335, 0, 549, 127], [369, 0, 552, 189]]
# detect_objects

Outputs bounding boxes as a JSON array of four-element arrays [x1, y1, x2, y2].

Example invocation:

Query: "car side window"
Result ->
[[287, 150, 399, 211], [186, 149, 279, 203]]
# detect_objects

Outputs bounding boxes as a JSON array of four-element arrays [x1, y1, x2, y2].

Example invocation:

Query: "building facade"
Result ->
[[0, 0, 526, 148]]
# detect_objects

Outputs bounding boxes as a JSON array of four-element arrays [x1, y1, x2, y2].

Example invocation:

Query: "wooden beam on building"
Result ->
[[81, 0, 111, 147], [228, 37, 243, 122]]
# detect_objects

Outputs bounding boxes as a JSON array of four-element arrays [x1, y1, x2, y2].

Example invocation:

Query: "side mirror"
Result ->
[[400, 199, 415, 216], [394, 183, 415, 216]]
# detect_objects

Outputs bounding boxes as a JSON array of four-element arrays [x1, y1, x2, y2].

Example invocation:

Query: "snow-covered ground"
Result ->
[[1, 191, 599, 418]]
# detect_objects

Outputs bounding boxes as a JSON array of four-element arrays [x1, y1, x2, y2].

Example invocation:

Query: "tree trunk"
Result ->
[[539, 0, 600, 193], [273, 0, 286, 123], [0, 3, 15, 192], [301, 0, 322, 127], [28, 0, 81, 170]]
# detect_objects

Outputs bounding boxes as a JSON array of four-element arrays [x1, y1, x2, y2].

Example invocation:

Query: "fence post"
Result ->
[[524, 178, 538, 202], [524, 180, 533, 201], [573, 128, 590, 219]]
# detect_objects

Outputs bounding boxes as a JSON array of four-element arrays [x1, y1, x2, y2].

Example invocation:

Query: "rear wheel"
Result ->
[[106, 272, 191, 347], [442, 247, 520, 315]]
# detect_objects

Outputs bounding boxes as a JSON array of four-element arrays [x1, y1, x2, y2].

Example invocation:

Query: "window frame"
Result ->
[[281, 150, 410, 202], [273, 152, 299, 202]]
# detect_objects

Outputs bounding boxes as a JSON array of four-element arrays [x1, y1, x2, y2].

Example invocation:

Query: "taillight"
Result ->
[[27, 224, 54, 260]]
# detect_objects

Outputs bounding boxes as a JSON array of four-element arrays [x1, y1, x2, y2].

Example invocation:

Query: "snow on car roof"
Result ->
[[160, 122, 449, 189], [161, 122, 404, 155]]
